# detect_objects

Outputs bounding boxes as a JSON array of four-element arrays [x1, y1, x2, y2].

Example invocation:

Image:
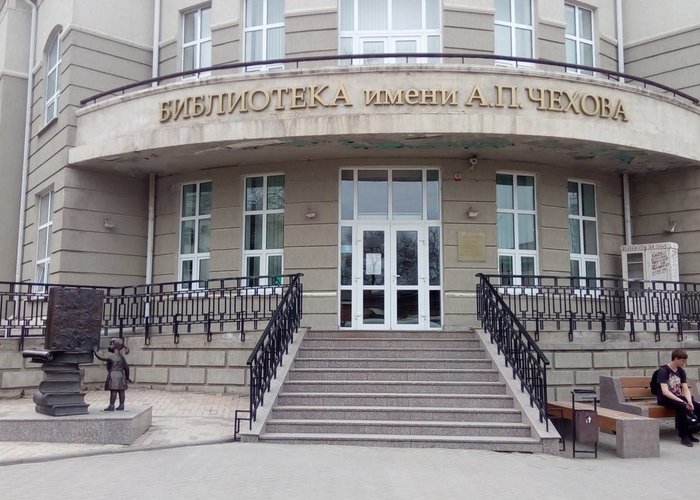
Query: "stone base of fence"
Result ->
[[1, 331, 262, 398]]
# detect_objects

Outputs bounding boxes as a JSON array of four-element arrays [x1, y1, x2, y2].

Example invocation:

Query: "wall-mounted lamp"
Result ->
[[468, 154, 479, 171], [103, 218, 115, 229], [466, 206, 480, 219], [664, 218, 677, 233], [305, 209, 317, 219]]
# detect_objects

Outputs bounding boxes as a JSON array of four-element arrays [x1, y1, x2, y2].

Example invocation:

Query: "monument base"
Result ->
[[0, 405, 152, 445]]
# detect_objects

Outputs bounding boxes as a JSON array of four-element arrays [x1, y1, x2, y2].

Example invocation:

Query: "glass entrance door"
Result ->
[[339, 168, 442, 330]]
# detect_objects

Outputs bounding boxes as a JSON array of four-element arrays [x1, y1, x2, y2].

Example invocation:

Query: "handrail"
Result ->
[[79, 52, 699, 107], [0, 274, 303, 346], [246, 273, 303, 425], [480, 274, 700, 342], [476, 273, 550, 427]]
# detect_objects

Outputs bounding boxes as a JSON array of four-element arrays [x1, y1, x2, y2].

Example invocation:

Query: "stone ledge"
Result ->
[[0, 405, 152, 445]]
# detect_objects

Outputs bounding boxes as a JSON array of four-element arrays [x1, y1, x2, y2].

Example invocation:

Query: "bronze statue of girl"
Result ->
[[94, 338, 131, 411]]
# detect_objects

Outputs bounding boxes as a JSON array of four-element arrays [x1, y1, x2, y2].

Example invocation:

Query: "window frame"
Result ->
[[568, 179, 599, 285], [182, 4, 212, 77], [34, 191, 53, 287], [178, 180, 212, 289], [494, 0, 534, 66], [242, 173, 285, 285], [496, 171, 539, 284], [243, 0, 285, 72], [565, 3, 595, 75], [45, 33, 61, 124], [338, 0, 442, 65]]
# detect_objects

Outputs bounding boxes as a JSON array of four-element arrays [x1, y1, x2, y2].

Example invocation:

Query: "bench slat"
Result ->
[[619, 376, 652, 389]]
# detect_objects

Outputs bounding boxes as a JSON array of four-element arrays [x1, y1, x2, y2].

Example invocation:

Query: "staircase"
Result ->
[[257, 330, 551, 452]]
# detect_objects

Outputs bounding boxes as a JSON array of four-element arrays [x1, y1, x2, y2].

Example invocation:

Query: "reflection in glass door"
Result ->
[[393, 228, 420, 327]]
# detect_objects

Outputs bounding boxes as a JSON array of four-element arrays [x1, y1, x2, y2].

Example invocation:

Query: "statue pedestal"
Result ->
[[24, 352, 95, 416], [0, 405, 152, 445]]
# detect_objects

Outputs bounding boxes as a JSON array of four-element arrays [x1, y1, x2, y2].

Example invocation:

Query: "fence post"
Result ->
[[629, 311, 636, 342]]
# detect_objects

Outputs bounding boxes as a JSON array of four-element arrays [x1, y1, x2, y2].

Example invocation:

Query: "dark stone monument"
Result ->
[[22, 288, 104, 416]]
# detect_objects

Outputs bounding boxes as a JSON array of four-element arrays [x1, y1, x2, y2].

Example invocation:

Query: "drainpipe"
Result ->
[[617, 1, 631, 245], [615, 0, 625, 83], [623, 173, 632, 245], [151, 0, 161, 86], [146, 174, 156, 286], [15, 0, 38, 283]]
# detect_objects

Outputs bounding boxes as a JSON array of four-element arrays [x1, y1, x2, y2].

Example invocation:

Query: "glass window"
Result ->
[[565, 4, 594, 75], [497, 173, 537, 280], [243, 174, 285, 283], [45, 33, 61, 123], [568, 180, 599, 283], [182, 6, 212, 76], [494, 0, 533, 64], [35, 192, 53, 286], [358, 170, 388, 219], [179, 182, 212, 288], [339, 0, 441, 65], [341, 170, 355, 220], [245, 0, 285, 71], [392, 170, 423, 219]]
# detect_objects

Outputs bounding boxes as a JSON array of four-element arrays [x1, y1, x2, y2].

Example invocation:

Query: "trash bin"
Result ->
[[572, 388, 598, 458]]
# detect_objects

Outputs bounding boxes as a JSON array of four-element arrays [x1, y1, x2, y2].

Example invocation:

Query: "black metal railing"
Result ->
[[0, 274, 303, 349], [80, 53, 699, 107], [477, 273, 550, 426], [246, 273, 303, 425], [481, 274, 700, 342]]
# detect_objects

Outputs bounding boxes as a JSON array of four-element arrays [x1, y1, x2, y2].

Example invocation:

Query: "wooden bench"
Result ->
[[599, 375, 699, 418], [548, 401, 659, 458]]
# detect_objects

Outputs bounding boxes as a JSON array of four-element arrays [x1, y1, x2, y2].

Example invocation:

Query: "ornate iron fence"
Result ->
[[0, 274, 303, 349], [480, 274, 700, 342], [476, 274, 549, 426], [246, 273, 303, 425]]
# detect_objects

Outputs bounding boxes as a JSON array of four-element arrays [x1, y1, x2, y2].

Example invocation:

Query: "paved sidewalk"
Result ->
[[0, 389, 248, 465]]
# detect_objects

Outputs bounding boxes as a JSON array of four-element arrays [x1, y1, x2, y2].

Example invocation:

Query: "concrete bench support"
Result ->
[[548, 402, 660, 458]]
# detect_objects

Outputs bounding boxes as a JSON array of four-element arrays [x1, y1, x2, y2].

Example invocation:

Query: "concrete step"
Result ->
[[264, 419, 532, 437], [282, 380, 507, 394], [292, 357, 493, 369], [305, 331, 476, 340], [276, 392, 515, 408], [269, 405, 523, 423], [298, 347, 487, 359], [302, 338, 481, 349], [259, 433, 543, 452], [287, 367, 500, 382]]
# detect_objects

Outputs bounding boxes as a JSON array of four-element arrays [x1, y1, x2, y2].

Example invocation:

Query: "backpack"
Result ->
[[650, 368, 661, 396]]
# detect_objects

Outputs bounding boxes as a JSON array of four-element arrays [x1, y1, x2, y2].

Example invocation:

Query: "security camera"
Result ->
[[468, 154, 479, 169]]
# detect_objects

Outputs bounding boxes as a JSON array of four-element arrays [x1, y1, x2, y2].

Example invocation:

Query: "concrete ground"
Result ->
[[1, 389, 699, 500]]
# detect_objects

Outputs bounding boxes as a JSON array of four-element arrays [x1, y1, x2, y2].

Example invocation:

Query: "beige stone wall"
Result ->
[[623, 2, 700, 99], [630, 168, 700, 282], [150, 158, 626, 331], [0, 332, 262, 398], [5, 332, 699, 402], [443, 5, 494, 55], [0, 1, 31, 281], [543, 338, 700, 402], [20, 5, 154, 284], [286, 10, 337, 63]]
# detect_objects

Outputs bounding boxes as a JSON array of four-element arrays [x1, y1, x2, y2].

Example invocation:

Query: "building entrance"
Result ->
[[339, 169, 442, 330]]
